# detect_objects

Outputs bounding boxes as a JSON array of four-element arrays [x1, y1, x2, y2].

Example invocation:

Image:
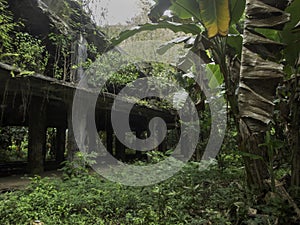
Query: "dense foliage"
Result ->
[[0, 161, 297, 225], [0, 0, 300, 224], [0, 0, 49, 74]]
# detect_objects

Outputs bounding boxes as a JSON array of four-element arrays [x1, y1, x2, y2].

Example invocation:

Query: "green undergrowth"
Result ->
[[0, 162, 295, 225]]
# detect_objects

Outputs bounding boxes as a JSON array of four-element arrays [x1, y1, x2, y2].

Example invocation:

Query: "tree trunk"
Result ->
[[238, 0, 290, 191]]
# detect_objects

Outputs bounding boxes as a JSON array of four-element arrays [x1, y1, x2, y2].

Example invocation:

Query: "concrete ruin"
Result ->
[[0, 0, 176, 175]]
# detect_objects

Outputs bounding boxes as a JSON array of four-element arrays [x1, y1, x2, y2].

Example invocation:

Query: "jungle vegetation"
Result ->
[[0, 0, 300, 224]]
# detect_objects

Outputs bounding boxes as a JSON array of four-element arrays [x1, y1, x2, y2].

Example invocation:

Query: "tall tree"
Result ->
[[238, 0, 291, 191]]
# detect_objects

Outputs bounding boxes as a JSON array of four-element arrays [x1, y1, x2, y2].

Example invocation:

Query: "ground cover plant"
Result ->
[[0, 158, 297, 225]]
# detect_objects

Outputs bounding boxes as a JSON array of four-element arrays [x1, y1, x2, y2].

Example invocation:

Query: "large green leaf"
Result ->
[[112, 22, 202, 46], [227, 25, 243, 56], [198, 0, 231, 38], [207, 64, 224, 88], [230, 0, 246, 24], [227, 34, 242, 56], [156, 36, 192, 55], [169, 0, 201, 21]]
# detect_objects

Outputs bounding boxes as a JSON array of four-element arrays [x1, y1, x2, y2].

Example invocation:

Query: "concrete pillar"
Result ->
[[135, 129, 143, 158], [115, 132, 126, 161], [158, 131, 167, 152], [106, 112, 113, 155], [27, 97, 47, 175], [55, 127, 66, 166], [66, 103, 79, 162], [87, 108, 96, 153]]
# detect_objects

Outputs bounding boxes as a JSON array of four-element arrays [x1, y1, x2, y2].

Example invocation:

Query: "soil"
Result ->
[[0, 170, 62, 192]]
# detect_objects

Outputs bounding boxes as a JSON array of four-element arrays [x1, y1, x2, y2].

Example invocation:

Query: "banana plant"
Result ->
[[112, 0, 245, 123], [111, 0, 300, 194], [238, 0, 292, 191], [113, 0, 233, 42]]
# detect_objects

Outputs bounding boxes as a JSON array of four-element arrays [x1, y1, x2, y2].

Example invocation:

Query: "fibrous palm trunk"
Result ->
[[238, 0, 290, 191]]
